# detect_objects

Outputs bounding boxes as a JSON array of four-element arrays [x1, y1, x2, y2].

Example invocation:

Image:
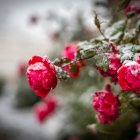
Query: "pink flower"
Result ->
[[92, 90, 119, 124], [118, 61, 140, 93], [34, 95, 58, 123], [26, 56, 57, 98], [97, 53, 122, 83], [62, 43, 85, 78], [62, 43, 78, 60]]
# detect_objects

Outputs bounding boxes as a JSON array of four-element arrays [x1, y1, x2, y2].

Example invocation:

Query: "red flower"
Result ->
[[34, 95, 57, 123], [62, 43, 78, 60], [118, 60, 140, 93], [92, 90, 119, 124], [26, 56, 57, 98], [62, 43, 85, 78], [97, 53, 122, 83]]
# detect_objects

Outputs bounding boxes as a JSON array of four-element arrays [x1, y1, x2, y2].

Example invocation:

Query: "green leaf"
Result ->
[[84, 50, 95, 59], [76, 41, 110, 61], [118, 44, 140, 62], [118, 44, 133, 62], [105, 20, 126, 41], [76, 50, 82, 59], [131, 97, 140, 108], [110, 21, 125, 37], [63, 58, 71, 63], [123, 32, 134, 43], [127, 12, 136, 19], [94, 53, 109, 71], [76, 42, 96, 59], [55, 66, 70, 80], [131, 45, 140, 53], [70, 63, 78, 72], [53, 58, 71, 66], [90, 39, 103, 44]]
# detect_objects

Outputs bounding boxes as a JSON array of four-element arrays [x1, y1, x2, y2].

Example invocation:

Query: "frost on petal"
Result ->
[[92, 90, 119, 124], [26, 56, 57, 98], [118, 60, 140, 93]]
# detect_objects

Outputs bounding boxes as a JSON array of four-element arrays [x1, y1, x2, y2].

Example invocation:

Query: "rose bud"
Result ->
[[118, 60, 140, 93], [26, 56, 57, 98], [92, 90, 119, 124], [97, 53, 122, 83], [34, 95, 57, 123]]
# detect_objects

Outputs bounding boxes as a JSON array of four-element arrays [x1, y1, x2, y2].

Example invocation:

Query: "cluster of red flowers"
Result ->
[[26, 42, 140, 124], [26, 43, 84, 99]]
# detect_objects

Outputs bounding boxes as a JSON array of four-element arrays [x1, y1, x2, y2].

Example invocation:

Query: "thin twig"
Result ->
[[61, 58, 84, 68]]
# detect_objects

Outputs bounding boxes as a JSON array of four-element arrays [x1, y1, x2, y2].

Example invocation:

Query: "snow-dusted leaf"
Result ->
[[118, 44, 133, 62], [55, 66, 70, 80], [105, 20, 125, 41], [118, 44, 140, 62], [94, 53, 109, 71], [132, 45, 140, 53], [76, 41, 96, 59]]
